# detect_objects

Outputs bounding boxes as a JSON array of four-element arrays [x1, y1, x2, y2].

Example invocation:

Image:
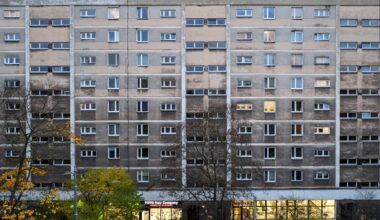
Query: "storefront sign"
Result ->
[[145, 201, 179, 207]]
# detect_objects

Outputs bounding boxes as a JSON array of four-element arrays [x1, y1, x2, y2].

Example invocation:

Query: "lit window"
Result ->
[[108, 53, 119, 66], [291, 77, 303, 90], [136, 101, 149, 113], [314, 127, 330, 135], [263, 30, 275, 43], [108, 124, 120, 136], [137, 148, 149, 159], [108, 7, 119, 20], [315, 80, 330, 88], [264, 124, 276, 136], [291, 7, 303, 20], [291, 101, 303, 113], [263, 7, 275, 19], [291, 147, 303, 159], [137, 7, 148, 20], [264, 53, 276, 66], [264, 170, 276, 182], [264, 147, 276, 159], [264, 101, 276, 113], [137, 171, 149, 183], [136, 30, 149, 42], [80, 9, 96, 18], [3, 10, 20, 19], [160, 9, 176, 18], [236, 103, 253, 111], [291, 124, 303, 136], [137, 77, 148, 89], [291, 170, 303, 182], [291, 31, 303, 43], [108, 77, 119, 90], [237, 32, 253, 41], [108, 100, 120, 113], [137, 124, 149, 136], [108, 146, 120, 159], [236, 9, 253, 18], [264, 77, 276, 89], [137, 53, 149, 66], [108, 30, 120, 42]]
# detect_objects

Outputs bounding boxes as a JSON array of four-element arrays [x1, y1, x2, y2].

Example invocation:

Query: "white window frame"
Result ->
[[264, 170, 276, 182], [264, 77, 276, 89], [80, 9, 96, 18], [137, 124, 149, 136], [80, 103, 96, 111], [137, 147, 149, 159], [291, 124, 303, 136], [238, 126, 253, 134], [236, 9, 253, 18], [161, 127, 176, 135], [80, 32, 96, 40], [236, 149, 252, 158], [160, 33, 176, 41], [237, 32, 253, 41], [137, 53, 149, 66], [160, 103, 176, 111], [291, 100, 303, 113], [291, 170, 303, 182], [108, 100, 120, 113], [3, 10, 21, 19], [314, 33, 330, 41], [160, 9, 176, 18], [80, 127, 96, 135], [314, 171, 330, 180], [237, 80, 252, 88], [161, 80, 176, 88], [291, 77, 303, 90], [264, 147, 276, 160], [291, 147, 303, 159], [291, 7, 303, 20], [236, 171, 253, 181], [236, 56, 253, 64], [108, 146, 120, 159], [4, 57, 20, 65], [161, 150, 176, 158], [80, 150, 97, 158], [161, 56, 176, 65], [108, 30, 120, 42], [80, 56, 96, 65], [137, 7, 148, 20], [136, 101, 149, 113], [314, 150, 330, 157], [263, 30, 275, 43], [108, 77, 120, 90], [314, 80, 331, 88], [137, 77, 148, 90], [263, 7, 275, 20], [108, 53, 119, 66], [291, 31, 303, 43], [137, 171, 149, 183], [264, 101, 276, 113], [315, 56, 331, 65], [264, 124, 276, 136], [4, 33, 20, 42], [314, 103, 330, 111], [314, 9, 330, 18], [107, 7, 120, 20], [108, 124, 120, 136], [136, 30, 149, 43], [314, 127, 330, 135], [264, 53, 276, 66], [5, 127, 20, 135]]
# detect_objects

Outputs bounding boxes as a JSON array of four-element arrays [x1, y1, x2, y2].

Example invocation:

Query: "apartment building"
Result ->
[[0, 0, 379, 220]]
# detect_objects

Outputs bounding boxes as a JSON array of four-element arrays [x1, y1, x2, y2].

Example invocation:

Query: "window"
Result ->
[[3, 10, 20, 19], [80, 9, 96, 18], [161, 56, 176, 65], [236, 103, 253, 111], [264, 77, 276, 89], [136, 30, 149, 42], [291, 170, 303, 182], [264, 170, 276, 182], [207, 65, 226, 72], [5, 80, 20, 88], [30, 66, 48, 73], [137, 53, 149, 66], [315, 80, 330, 88], [264, 101, 276, 112], [185, 41, 205, 50], [160, 103, 176, 111], [5, 150, 20, 158], [108, 53, 119, 66], [186, 65, 204, 73], [314, 56, 330, 65], [137, 7, 148, 20], [108, 124, 120, 136], [137, 124, 149, 136], [291, 124, 303, 136], [161, 79, 176, 88], [160, 9, 176, 18], [108, 100, 120, 113], [291, 31, 303, 43], [80, 127, 96, 135], [263, 30, 275, 43], [137, 101, 149, 113], [340, 112, 357, 119], [4, 57, 20, 65], [361, 66, 379, 73], [52, 66, 70, 73], [361, 112, 379, 119], [291, 77, 303, 90], [291, 7, 303, 19], [137, 171, 149, 183], [315, 150, 330, 157], [236, 9, 253, 18], [314, 103, 330, 111], [361, 42, 379, 50], [30, 19, 49, 27], [53, 159, 70, 166], [314, 171, 329, 180], [236, 171, 252, 181], [237, 32, 253, 41], [264, 147, 276, 159], [340, 136, 357, 142], [108, 30, 120, 42], [291, 101, 303, 113], [80, 32, 96, 40], [236, 149, 252, 157], [161, 173, 176, 181], [340, 19, 358, 27], [80, 150, 97, 158], [208, 41, 226, 50], [108, 7, 119, 20], [161, 127, 176, 135], [340, 65, 358, 73], [237, 80, 252, 88], [186, 89, 204, 96], [108, 146, 120, 159], [340, 42, 357, 49], [291, 147, 303, 159], [4, 33, 20, 42], [137, 148, 149, 159], [161, 150, 176, 158], [51, 19, 70, 27], [291, 54, 303, 67], [314, 9, 330, 17], [160, 33, 176, 41], [264, 54, 276, 66], [263, 7, 275, 19], [107, 77, 119, 90], [5, 102, 20, 110], [361, 19, 380, 27], [208, 89, 226, 96], [186, 18, 204, 26], [5, 127, 20, 134], [314, 33, 330, 41], [264, 124, 276, 136], [314, 127, 330, 135], [80, 56, 96, 65], [207, 19, 226, 26], [236, 56, 253, 64], [80, 103, 96, 111], [52, 42, 70, 50], [30, 42, 49, 50], [238, 126, 252, 134], [137, 77, 148, 89]]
